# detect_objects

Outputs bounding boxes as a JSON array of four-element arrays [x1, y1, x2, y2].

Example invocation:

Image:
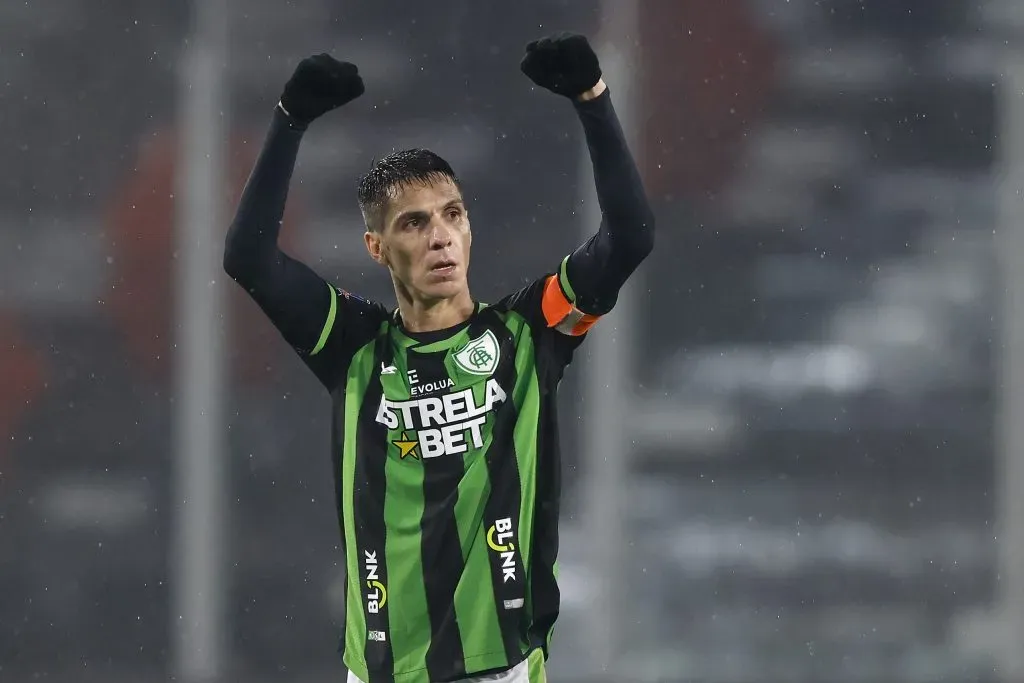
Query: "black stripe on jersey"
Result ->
[[479, 315, 527, 667], [356, 335, 395, 683], [416, 345, 470, 682], [524, 334, 566, 655]]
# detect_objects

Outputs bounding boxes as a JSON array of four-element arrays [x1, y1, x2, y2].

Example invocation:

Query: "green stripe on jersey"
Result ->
[[380, 342, 434, 678], [452, 377, 506, 673], [557, 256, 576, 303], [383, 452, 430, 677], [527, 648, 547, 682], [342, 339, 378, 680], [310, 282, 338, 356], [453, 524, 509, 673], [505, 312, 542, 654], [505, 312, 540, 573]]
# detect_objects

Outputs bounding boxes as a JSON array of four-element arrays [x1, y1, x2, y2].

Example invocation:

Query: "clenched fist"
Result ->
[[279, 53, 364, 126], [520, 33, 602, 99]]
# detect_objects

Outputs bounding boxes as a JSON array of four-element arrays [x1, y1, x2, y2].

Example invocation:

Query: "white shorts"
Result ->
[[346, 649, 546, 683]]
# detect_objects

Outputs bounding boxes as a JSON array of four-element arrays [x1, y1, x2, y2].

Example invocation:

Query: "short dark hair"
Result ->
[[356, 149, 460, 231]]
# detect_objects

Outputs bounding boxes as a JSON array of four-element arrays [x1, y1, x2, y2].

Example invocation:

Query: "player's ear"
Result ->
[[364, 229, 388, 266]]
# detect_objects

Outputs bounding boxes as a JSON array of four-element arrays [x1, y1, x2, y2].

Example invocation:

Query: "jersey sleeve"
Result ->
[[223, 106, 389, 391], [497, 270, 601, 373], [299, 284, 390, 390], [496, 88, 655, 369]]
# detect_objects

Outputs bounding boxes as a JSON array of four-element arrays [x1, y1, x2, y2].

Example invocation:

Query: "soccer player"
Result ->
[[224, 33, 654, 683]]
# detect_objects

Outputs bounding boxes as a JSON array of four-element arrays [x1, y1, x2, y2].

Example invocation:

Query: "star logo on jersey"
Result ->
[[392, 431, 420, 459], [453, 329, 500, 376]]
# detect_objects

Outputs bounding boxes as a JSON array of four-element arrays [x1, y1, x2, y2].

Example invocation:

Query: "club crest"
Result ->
[[453, 329, 500, 376]]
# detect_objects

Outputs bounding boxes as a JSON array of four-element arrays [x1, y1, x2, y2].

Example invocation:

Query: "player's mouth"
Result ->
[[428, 259, 458, 277]]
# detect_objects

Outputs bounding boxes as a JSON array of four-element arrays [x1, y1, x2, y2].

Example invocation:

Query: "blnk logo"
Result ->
[[487, 517, 517, 584], [364, 551, 387, 615], [454, 330, 500, 376]]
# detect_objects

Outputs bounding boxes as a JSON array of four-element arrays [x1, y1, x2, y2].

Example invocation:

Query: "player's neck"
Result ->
[[396, 290, 476, 333]]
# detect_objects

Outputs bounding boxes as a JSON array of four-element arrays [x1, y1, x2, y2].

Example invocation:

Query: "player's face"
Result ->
[[365, 178, 471, 303]]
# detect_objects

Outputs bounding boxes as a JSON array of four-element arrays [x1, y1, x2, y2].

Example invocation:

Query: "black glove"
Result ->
[[520, 32, 602, 98], [279, 53, 364, 126]]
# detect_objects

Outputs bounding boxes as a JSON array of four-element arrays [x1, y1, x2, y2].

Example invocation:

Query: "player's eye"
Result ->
[[406, 217, 422, 229], [447, 209, 461, 220]]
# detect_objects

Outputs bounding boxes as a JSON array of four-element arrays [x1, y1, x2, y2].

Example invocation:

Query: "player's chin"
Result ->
[[420, 271, 467, 299]]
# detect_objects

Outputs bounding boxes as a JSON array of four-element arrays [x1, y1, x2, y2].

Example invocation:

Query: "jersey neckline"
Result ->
[[391, 301, 486, 345]]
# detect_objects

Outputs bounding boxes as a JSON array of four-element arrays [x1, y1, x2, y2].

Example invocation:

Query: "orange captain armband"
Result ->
[[540, 257, 601, 336]]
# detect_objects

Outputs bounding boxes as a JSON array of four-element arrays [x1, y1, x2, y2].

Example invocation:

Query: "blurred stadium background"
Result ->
[[3, 0, 1024, 681]]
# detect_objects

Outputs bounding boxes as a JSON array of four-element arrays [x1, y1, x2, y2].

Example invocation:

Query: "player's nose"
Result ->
[[428, 220, 453, 249]]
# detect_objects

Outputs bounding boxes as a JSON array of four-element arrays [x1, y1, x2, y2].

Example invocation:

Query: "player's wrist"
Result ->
[[575, 78, 607, 102], [275, 101, 309, 131]]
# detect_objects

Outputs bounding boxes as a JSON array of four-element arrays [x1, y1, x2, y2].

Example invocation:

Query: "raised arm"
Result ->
[[224, 54, 380, 386], [223, 105, 330, 353], [520, 33, 655, 331], [565, 80, 654, 314]]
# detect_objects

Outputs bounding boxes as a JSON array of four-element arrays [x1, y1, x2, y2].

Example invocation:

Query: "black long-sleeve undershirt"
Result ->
[[223, 109, 331, 355], [223, 88, 654, 363], [564, 89, 655, 314]]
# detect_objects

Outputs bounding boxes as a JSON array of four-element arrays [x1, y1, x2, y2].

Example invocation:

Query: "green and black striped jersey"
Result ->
[[304, 271, 595, 683]]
